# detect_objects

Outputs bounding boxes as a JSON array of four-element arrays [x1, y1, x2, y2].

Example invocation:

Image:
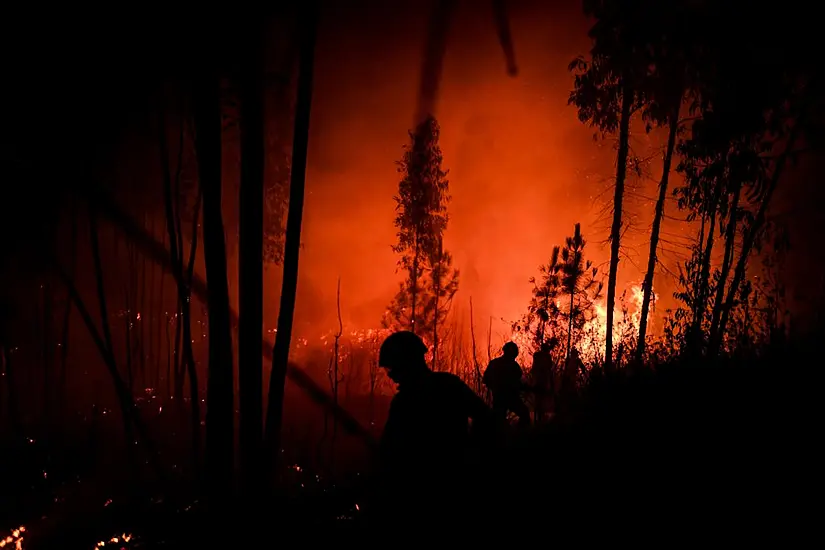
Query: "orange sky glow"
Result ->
[[279, 0, 686, 344]]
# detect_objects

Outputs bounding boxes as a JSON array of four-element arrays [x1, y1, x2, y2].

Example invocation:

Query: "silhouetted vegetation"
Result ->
[[1, 0, 822, 543], [384, 115, 459, 358]]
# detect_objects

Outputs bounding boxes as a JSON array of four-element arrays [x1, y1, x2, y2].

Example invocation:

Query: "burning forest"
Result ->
[[2, 0, 823, 545]]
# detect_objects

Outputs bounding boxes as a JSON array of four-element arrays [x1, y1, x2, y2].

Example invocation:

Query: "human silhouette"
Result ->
[[372, 330, 493, 525], [531, 338, 557, 422], [558, 347, 585, 417], [483, 341, 530, 426]]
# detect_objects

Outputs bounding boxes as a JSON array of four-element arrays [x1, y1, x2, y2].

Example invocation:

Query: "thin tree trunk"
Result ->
[[124, 276, 134, 398], [265, 1, 319, 477], [88, 207, 137, 473], [194, 62, 235, 503], [604, 79, 633, 371], [238, 19, 265, 499], [432, 238, 442, 369], [469, 297, 481, 392], [147, 216, 157, 390], [567, 289, 575, 359], [411, 238, 419, 333], [687, 185, 720, 355], [139, 216, 148, 391], [173, 303, 183, 399], [182, 189, 203, 476], [636, 103, 679, 362], [332, 278, 342, 463], [708, 185, 741, 345], [165, 312, 172, 397], [159, 106, 188, 402], [157, 230, 167, 394], [487, 317, 492, 363], [54, 256, 165, 481], [81, 182, 377, 449], [712, 111, 806, 356]]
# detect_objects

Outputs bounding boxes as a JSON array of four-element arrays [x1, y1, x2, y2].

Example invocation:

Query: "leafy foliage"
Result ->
[[384, 116, 458, 340], [514, 224, 602, 358]]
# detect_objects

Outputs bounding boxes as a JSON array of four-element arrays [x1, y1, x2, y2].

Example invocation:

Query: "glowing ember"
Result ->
[[0, 526, 25, 549], [94, 533, 133, 548]]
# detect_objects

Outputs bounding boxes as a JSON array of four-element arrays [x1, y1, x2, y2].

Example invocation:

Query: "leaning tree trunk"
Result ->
[[194, 67, 235, 503], [88, 207, 138, 474], [604, 79, 633, 372], [264, 1, 319, 478], [708, 185, 741, 345], [635, 103, 679, 362], [182, 189, 203, 476], [711, 107, 806, 357], [238, 18, 265, 500], [687, 184, 721, 357], [81, 183, 377, 450]]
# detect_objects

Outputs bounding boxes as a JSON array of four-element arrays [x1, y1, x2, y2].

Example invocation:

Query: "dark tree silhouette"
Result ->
[[426, 237, 459, 368], [516, 224, 601, 359], [158, 100, 203, 475], [633, 1, 697, 360], [523, 246, 563, 348], [194, 65, 235, 503], [238, 19, 265, 499], [559, 223, 603, 358], [384, 115, 456, 344], [569, 42, 635, 369], [265, 2, 320, 476], [667, 1, 823, 356]]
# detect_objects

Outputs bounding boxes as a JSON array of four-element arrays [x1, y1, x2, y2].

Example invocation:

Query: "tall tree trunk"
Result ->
[[88, 208, 137, 474], [687, 185, 720, 356], [411, 237, 419, 333], [182, 190, 203, 476], [158, 105, 186, 406], [124, 276, 134, 398], [331, 278, 342, 463], [83, 183, 377, 449], [165, 312, 172, 397], [264, 1, 319, 477], [157, 230, 167, 393], [708, 185, 741, 346], [139, 216, 148, 391], [469, 297, 480, 389], [238, 19, 265, 499], [712, 110, 805, 356], [567, 289, 575, 358], [194, 67, 235, 502], [55, 253, 165, 480], [147, 216, 158, 389], [432, 238, 442, 368], [635, 103, 679, 362], [604, 79, 633, 371]]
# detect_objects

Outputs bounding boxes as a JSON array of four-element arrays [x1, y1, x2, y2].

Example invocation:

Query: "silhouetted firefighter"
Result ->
[[483, 341, 530, 426], [557, 347, 585, 417], [372, 330, 492, 525], [531, 338, 558, 421]]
